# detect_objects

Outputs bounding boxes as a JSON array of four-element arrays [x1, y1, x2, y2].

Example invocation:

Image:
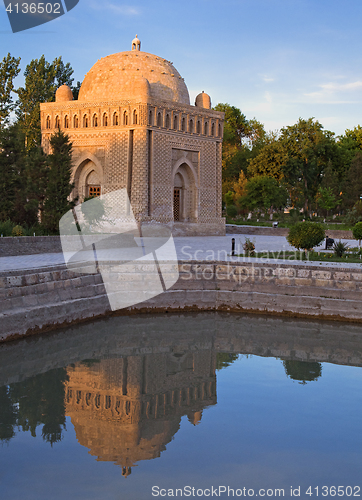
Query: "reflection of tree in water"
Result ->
[[216, 353, 238, 371], [283, 360, 322, 384], [0, 368, 68, 446], [0, 386, 17, 442]]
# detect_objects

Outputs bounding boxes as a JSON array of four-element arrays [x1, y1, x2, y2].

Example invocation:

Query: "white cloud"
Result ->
[[261, 75, 275, 83], [304, 80, 362, 102]]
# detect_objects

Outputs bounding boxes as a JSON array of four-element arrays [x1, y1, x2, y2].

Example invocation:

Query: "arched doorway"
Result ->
[[73, 158, 103, 202], [172, 162, 197, 222]]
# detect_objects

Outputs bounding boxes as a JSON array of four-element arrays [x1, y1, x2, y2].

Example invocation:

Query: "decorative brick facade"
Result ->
[[40, 38, 225, 235]]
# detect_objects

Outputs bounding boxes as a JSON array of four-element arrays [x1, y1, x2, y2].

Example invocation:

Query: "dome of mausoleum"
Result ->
[[78, 46, 190, 104], [195, 91, 211, 109], [56, 84, 73, 102]]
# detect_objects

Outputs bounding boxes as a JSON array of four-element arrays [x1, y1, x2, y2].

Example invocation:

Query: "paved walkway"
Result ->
[[1, 234, 361, 272]]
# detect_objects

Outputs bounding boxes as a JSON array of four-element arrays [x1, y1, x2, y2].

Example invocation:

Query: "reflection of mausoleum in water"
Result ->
[[65, 349, 217, 476]]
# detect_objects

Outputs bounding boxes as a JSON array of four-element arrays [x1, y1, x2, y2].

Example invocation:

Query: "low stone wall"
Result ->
[[0, 236, 62, 256], [226, 224, 353, 239], [2, 259, 362, 342]]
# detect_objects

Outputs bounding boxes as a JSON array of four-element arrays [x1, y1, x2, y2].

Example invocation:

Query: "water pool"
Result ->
[[0, 312, 361, 499]]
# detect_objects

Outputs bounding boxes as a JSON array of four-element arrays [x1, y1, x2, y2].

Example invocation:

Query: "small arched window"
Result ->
[[46, 116, 51, 129], [64, 115, 69, 128], [73, 115, 78, 128], [123, 111, 128, 125], [55, 116, 60, 128], [149, 110, 153, 126], [103, 113, 108, 126], [93, 114, 98, 127], [189, 119, 194, 133], [157, 112, 162, 127], [83, 115, 88, 128], [173, 115, 178, 130], [211, 122, 215, 136], [133, 109, 138, 125], [197, 120, 201, 134], [113, 112, 119, 126], [181, 117, 186, 131], [95, 394, 100, 409], [165, 114, 170, 128], [204, 121, 208, 135], [218, 123, 222, 136]]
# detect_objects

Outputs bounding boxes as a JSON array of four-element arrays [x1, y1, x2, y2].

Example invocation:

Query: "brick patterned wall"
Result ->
[[40, 96, 225, 234]]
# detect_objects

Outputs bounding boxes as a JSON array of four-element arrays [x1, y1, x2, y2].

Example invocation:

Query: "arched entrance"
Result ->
[[172, 162, 197, 222], [73, 157, 103, 202]]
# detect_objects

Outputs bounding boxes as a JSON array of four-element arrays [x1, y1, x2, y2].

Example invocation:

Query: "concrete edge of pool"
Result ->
[[1, 259, 362, 342]]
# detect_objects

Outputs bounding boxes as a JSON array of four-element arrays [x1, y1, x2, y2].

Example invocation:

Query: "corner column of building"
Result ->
[[130, 129, 149, 218], [216, 141, 223, 218]]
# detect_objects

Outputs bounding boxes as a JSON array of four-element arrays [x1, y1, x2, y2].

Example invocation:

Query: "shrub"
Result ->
[[243, 237, 255, 256], [352, 221, 362, 247], [287, 221, 325, 251], [333, 240, 349, 258], [12, 225, 24, 236], [226, 204, 238, 218], [345, 201, 362, 225], [0, 220, 14, 236]]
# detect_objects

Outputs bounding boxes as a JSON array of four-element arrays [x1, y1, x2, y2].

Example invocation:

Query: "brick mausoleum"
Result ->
[[40, 36, 225, 236]]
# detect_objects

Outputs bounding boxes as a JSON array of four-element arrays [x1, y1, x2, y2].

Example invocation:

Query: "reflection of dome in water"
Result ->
[[64, 354, 216, 474], [78, 50, 190, 104]]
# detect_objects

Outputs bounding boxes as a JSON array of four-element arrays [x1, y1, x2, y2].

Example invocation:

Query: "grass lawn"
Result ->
[[235, 250, 362, 263], [227, 219, 353, 231]]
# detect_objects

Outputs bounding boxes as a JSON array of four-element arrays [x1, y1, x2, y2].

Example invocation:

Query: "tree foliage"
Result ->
[[238, 175, 288, 214], [247, 135, 287, 181], [283, 360, 322, 384], [280, 118, 337, 214], [214, 103, 265, 191], [0, 53, 21, 129], [287, 221, 325, 251], [352, 222, 362, 246], [0, 122, 25, 222], [317, 186, 339, 215], [16, 55, 74, 150], [42, 130, 75, 233]]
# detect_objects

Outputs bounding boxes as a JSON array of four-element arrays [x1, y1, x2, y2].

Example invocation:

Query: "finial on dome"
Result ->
[[132, 35, 141, 51]]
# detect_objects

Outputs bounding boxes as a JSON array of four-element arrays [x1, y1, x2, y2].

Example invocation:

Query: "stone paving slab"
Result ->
[[0, 234, 361, 273]]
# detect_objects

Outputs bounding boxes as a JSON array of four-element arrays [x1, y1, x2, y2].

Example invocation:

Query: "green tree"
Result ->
[[23, 145, 49, 226], [342, 151, 362, 209], [352, 222, 362, 247], [247, 134, 287, 181], [0, 53, 21, 129], [72, 80, 82, 100], [238, 176, 288, 215], [16, 56, 74, 150], [214, 103, 265, 190], [317, 186, 339, 216], [280, 118, 337, 214], [340, 125, 362, 150], [42, 130, 75, 233], [0, 122, 26, 222], [287, 221, 325, 252]]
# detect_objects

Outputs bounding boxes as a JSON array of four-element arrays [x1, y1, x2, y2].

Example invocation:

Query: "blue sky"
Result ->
[[1, 0, 362, 135]]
